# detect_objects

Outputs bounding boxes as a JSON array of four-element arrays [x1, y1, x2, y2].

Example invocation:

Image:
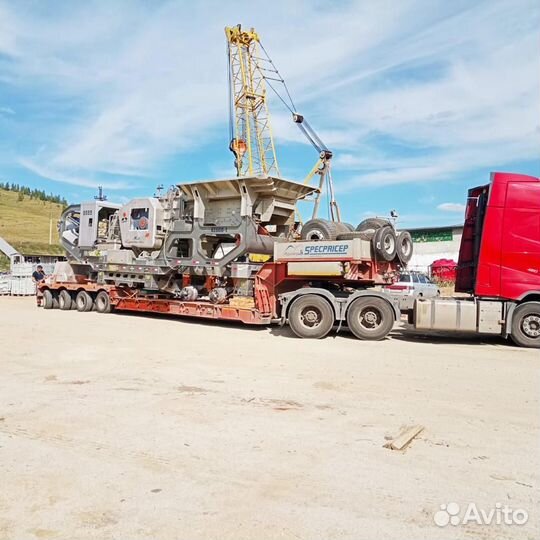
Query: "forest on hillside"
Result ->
[[0, 181, 68, 206]]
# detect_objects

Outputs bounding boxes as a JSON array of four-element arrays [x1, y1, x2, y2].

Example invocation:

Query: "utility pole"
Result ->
[[49, 204, 53, 245]]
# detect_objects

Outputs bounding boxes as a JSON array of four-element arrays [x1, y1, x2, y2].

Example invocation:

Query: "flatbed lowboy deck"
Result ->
[[39, 237, 401, 340]]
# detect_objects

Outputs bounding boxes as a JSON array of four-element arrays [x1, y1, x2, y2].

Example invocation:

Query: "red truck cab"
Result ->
[[456, 172, 540, 300], [414, 172, 539, 348]]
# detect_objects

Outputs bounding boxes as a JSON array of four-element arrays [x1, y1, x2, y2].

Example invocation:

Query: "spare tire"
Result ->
[[373, 225, 397, 261], [396, 231, 413, 264], [336, 232, 368, 241], [337, 222, 355, 233], [301, 219, 339, 241], [355, 217, 390, 239]]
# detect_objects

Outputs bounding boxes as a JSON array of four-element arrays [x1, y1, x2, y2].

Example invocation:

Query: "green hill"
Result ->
[[0, 188, 66, 270]]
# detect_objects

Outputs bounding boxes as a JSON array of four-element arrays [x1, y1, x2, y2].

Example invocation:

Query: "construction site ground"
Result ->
[[0, 296, 538, 540]]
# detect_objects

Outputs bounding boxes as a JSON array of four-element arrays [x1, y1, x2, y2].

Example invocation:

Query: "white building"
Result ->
[[407, 225, 463, 273]]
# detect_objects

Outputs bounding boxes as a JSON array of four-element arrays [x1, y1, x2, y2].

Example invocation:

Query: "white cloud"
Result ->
[[0, 0, 538, 192], [437, 202, 466, 213], [19, 158, 133, 190]]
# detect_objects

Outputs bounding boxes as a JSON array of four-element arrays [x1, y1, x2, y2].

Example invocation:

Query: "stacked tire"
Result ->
[[337, 218, 413, 265], [300, 219, 356, 241], [300, 217, 413, 266]]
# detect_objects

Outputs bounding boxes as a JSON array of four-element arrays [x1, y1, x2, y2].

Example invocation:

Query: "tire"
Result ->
[[510, 302, 540, 348], [42, 290, 54, 310], [346, 297, 395, 340], [288, 294, 334, 339], [336, 222, 354, 234], [95, 291, 112, 314], [58, 289, 73, 310], [396, 231, 413, 264], [76, 290, 94, 312], [336, 232, 369, 241], [373, 225, 397, 261], [301, 219, 339, 241], [355, 218, 389, 238]]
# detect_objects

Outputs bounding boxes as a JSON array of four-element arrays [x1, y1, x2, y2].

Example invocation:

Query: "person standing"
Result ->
[[32, 265, 46, 306]]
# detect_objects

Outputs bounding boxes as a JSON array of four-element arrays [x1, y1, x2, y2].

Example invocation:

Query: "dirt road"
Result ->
[[0, 297, 538, 539]]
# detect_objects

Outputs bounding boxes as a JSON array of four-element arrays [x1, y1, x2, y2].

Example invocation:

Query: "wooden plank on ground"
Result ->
[[383, 425, 425, 451]]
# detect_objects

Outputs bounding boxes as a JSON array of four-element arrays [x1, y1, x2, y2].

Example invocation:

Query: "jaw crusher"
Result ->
[[58, 175, 318, 298]]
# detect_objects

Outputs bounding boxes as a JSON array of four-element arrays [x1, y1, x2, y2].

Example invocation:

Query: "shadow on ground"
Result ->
[[111, 309, 520, 349]]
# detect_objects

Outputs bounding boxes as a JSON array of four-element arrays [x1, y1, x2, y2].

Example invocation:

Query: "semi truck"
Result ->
[[412, 171, 540, 348], [38, 171, 540, 348]]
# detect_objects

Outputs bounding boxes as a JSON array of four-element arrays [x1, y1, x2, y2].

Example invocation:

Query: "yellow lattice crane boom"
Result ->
[[225, 24, 341, 223], [225, 25, 280, 177]]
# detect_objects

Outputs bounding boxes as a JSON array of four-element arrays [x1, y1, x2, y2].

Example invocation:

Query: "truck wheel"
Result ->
[[58, 290, 73, 310], [76, 290, 94, 312], [95, 291, 112, 314], [288, 295, 334, 339], [301, 219, 339, 241], [42, 290, 54, 310], [373, 225, 397, 261], [396, 231, 413, 264], [346, 297, 394, 340], [511, 302, 540, 348]]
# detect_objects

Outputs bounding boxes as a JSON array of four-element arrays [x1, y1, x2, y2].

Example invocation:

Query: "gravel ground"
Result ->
[[0, 296, 538, 540]]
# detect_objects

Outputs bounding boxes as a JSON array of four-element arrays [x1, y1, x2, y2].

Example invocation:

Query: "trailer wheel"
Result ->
[[511, 302, 540, 348], [58, 290, 73, 310], [347, 297, 394, 340], [42, 290, 54, 310], [288, 295, 334, 339], [95, 291, 112, 314], [76, 290, 94, 312]]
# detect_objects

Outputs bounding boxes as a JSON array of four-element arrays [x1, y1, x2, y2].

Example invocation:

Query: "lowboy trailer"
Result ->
[[38, 174, 409, 341], [39, 236, 402, 340]]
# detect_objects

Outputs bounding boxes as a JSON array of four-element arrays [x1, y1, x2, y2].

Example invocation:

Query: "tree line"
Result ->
[[0, 181, 68, 206]]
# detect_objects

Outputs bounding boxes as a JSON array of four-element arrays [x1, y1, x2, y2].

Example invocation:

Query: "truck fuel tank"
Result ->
[[414, 298, 503, 334], [414, 298, 477, 332]]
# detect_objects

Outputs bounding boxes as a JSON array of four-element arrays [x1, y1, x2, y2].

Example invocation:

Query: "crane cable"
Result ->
[[258, 43, 329, 155], [258, 42, 297, 113]]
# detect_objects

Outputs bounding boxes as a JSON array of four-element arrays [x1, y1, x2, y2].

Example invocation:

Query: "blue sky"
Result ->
[[0, 0, 539, 228]]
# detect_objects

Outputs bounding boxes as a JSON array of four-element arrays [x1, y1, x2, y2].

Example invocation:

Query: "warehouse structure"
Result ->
[[0, 235, 65, 295], [406, 224, 463, 272]]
